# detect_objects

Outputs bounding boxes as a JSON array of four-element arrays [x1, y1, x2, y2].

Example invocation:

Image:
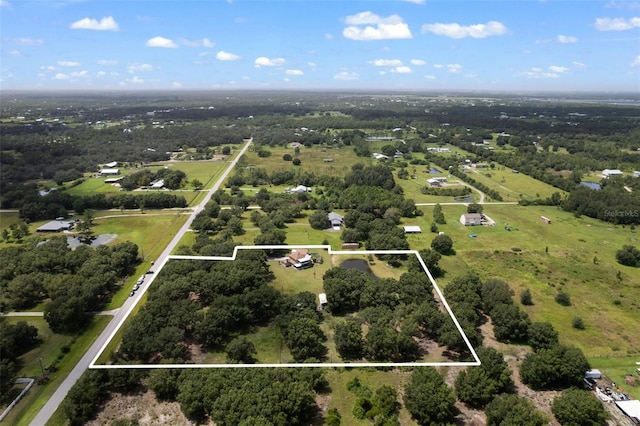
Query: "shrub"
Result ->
[[282, 153, 293, 161], [292, 158, 302, 166], [555, 291, 571, 306], [520, 288, 533, 306], [572, 317, 585, 330]]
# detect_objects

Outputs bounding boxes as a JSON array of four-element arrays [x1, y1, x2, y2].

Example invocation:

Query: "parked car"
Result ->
[[129, 291, 135, 297], [146, 270, 154, 274]]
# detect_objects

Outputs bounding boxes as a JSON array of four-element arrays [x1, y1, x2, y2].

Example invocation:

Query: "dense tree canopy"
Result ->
[[403, 367, 457, 426]]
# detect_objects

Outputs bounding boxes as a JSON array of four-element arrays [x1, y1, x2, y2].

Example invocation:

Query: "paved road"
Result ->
[[29, 138, 252, 426]]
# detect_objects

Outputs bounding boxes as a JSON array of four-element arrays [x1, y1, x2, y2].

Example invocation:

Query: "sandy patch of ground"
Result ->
[[87, 390, 213, 426]]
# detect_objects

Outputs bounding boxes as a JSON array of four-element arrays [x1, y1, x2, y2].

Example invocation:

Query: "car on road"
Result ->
[[133, 284, 140, 291], [129, 291, 135, 297], [146, 270, 154, 274]]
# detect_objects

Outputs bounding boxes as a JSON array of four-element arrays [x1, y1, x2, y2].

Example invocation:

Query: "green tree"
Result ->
[[490, 303, 530, 343], [225, 336, 257, 363], [615, 245, 640, 266], [467, 202, 483, 214], [309, 209, 331, 230], [191, 179, 203, 190], [551, 388, 608, 426], [430, 234, 453, 255], [455, 346, 514, 408], [528, 322, 559, 351], [520, 345, 590, 390], [433, 203, 446, 224], [520, 288, 533, 305], [334, 318, 364, 360], [485, 393, 547, 426], [403, 367, 457, 425], [326, 408, 342, 426]]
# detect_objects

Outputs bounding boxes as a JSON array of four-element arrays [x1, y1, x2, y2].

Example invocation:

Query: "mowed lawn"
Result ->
[[401, 204, 640, 358], [465, 165, 564, 200]]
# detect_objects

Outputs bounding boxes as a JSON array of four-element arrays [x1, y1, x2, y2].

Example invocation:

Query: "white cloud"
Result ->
[[424, 74, 437, 80], [308, 61, 317, 70], [127, 63, 154, 72], [70, 16, 119, 31], [594, 17, 640, 31], [447, 63, 462, 73], [520, 67, 561, 79], [421, 20, 507, 38], [433, 64, 443, 69], [343, 12, 412, 41], [96, 71, 107, 77], [401, 0, 425, 4], [10, 38, 44, 46], [180, 37, 215, 48], [1, 1, 11, 7], [8, 50, 20, 56], [285, 69, 304, 76], [371, 59, 403, 67], [58, 60, 80, 67], [632, 55, 640, 67], [70, 70, 89, 78], [325, 33, 334, 40], [548, 65, 569, 73], [392, 66, 412, 73], [254, 56, 285, 67], [572, 61, 586, 68], [410, 59, 426, 66], [334, 71, 359, 80], [216, 51, 241, 61], [605, 1, 640, 9], [98, 59, 118, 66], [557, 34, 578, 43], [172, 81, 183, 88], [54, 73, 69, 80], [145, 36, 178, 48], [129, 76, 145, 84], [40, 65, 55, 71]]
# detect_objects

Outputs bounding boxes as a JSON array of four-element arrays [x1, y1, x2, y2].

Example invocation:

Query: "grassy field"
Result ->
[[464, 165, 564, 200], [4, 315, 111, 426], [323, 368, 417, 425], [65, 157, 232, 204], [400, 203, 640, 358], [242, 144, 364, 177]]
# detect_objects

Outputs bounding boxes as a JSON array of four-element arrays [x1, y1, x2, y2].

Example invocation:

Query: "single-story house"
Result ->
[[372, 153, 389, 160], [37, 220, 73, 233], [460, 213, 483, 226], [149, 179, 165, 189], [328, 212, 344, 229], [99, 168, 120, 176], [403, 225, 422, 233], [427, 178, 442, 187], [284, 249, 313, 270], [602, 169, 623, 178], [104, 177, 123, 183], [104, 161, 118, 168], [286, 185, 311, 194]]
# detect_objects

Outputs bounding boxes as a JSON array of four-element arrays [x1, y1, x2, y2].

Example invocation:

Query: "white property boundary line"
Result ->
[[90, 245, 481, 369]]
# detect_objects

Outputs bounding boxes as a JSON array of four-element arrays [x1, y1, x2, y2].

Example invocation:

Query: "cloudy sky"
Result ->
[[1, 0, 639, 92]]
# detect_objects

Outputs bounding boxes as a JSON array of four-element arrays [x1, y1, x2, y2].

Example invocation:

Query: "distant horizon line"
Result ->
[[2, 88, 639, 98]]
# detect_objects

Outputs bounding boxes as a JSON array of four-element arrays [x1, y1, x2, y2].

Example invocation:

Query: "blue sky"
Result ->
[[1, 0, 639, 92]]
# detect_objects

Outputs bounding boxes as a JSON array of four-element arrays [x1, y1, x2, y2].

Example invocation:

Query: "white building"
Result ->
[[602, 169, 623, 178], [99, 168, 120, 176], [460, 213, 483, 226]]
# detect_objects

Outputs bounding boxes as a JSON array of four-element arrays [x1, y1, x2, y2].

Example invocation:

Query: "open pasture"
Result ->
[[465, 165, 564, 200]]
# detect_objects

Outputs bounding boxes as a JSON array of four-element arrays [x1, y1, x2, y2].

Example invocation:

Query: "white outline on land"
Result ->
[[90, 245, 480, 369]]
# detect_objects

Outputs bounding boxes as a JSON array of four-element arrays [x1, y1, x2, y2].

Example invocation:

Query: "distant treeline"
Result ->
[[16, 190, 187, 222]]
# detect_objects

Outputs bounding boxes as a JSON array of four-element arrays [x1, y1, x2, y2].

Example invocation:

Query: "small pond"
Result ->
[[429, 167, 442, 174], [579, 181, 601, 190], [454, 195, 474, 203], [67, 234, 118, 249], [340, 258, 374, 275]]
